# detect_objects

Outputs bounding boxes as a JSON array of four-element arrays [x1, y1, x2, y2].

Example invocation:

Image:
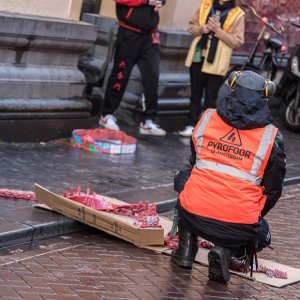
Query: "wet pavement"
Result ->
[[1, 129, 192, 203], [0, 111, 300, 299], [2, 114, 300, 199], [1, 114, 300, 247]]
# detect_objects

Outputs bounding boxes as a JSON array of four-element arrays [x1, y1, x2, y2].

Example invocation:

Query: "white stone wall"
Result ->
[[100, 0, 200, 30], [0, 0, 83, 20]]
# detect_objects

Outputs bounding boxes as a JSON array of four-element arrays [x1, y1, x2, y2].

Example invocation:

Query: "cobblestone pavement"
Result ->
[[0, 184, 299, 300], [269, 111, 300, 180]]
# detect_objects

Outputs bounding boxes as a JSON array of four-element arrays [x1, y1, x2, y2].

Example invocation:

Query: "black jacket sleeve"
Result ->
[[189, 136, 196, 167], [174, 137, 196, 193], [261, 131, 286, 217]]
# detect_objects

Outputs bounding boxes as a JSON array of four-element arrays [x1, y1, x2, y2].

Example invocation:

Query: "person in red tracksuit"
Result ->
[[99, 0, 167, 136]]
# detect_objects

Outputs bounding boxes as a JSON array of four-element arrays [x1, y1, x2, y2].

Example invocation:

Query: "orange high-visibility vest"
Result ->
[[179, 109, 278, 224]]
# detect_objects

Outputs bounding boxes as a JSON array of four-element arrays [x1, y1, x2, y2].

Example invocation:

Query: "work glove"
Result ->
[[174, 164, 192, 193]]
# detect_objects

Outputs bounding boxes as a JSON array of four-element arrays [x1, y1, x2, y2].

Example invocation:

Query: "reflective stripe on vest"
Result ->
[[250, 124, 275, 177], [194, 109, 275, 186], [194, 109, 213, 157]]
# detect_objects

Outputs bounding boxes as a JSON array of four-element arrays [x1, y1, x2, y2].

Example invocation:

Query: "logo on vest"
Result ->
[[220, 128, 242, 146], [206, 128, 251, 161]]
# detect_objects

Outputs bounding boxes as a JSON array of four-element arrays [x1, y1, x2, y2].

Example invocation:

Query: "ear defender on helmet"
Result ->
[[227, 70, 241, 88], [227, 70, 276, 98], [264, 79, 276, 97]]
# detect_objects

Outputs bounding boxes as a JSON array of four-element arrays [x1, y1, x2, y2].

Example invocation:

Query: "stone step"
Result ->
[[122, 71, 191, 99], [0, 98, 91, 112], [119, 93, 189, 113], [0, 82, 85, 99]]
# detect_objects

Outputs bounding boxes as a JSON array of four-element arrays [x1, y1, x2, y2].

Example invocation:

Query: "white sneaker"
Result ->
[[99, 114, 120, 131], [139, 120, 166, 136], [179, 126, 194, 137]]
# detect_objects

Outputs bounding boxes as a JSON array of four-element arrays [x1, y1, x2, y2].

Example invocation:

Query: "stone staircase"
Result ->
[[0, 12, 98, 142]]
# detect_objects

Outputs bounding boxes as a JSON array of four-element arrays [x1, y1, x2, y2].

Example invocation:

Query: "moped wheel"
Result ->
[[284, 99, 300, 132]]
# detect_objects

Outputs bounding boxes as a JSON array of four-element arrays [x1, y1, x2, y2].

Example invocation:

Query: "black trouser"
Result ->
[[188, 61, 223, 126], [177, 200, 271, 252], [102, 26, 160, 122]]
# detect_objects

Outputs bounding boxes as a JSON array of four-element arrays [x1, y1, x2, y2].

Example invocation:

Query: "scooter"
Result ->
[[277, 22, 300, 132]]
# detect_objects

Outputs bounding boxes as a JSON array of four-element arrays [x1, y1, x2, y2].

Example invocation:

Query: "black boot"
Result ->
[[208, 246, 231, 283], [171, 227, 198, 269]]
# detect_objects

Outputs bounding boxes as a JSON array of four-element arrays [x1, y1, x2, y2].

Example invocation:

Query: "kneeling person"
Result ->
[[171, 71, 286, 283]]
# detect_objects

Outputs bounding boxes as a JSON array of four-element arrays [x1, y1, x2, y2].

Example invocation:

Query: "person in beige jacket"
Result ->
[[179, 0, 245, 137]]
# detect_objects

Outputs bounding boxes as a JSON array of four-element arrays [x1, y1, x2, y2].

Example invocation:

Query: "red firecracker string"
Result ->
[[0, 189, 37, 201], [64, 186, 161, 228], [256, 265, 288, 279], [164, 232, 214, 250]]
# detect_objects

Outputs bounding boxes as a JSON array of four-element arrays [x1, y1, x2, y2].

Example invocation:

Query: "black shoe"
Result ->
[[208, 246, 231, 283], [171, 227, 198, 269]]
